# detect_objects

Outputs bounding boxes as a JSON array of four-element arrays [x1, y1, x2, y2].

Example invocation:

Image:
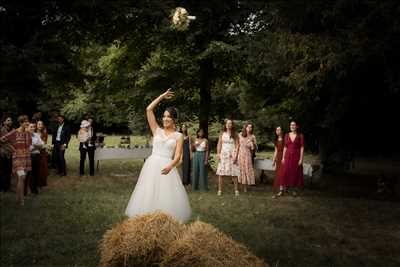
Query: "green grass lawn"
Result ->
[[1, 136, 399, 266]]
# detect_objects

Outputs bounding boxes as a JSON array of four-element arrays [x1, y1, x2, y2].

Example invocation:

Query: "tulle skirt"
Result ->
[[125, 154, 192, 223]]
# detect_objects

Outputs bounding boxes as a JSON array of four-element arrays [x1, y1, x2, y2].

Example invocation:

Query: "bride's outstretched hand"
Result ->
[[161, 88, 174, 100]]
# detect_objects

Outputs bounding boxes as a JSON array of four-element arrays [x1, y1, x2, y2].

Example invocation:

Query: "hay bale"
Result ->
[[99, 212, 186, 267], [161, 221, 268, 267]]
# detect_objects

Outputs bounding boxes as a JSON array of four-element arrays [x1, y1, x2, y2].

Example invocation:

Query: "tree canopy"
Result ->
[[1, 0, 400, 164]]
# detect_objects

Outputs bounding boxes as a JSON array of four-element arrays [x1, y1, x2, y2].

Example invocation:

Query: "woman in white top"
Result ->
[[216, 119, 240, 196], [191, 128, 209, 191], [125, 89, 191, 223]]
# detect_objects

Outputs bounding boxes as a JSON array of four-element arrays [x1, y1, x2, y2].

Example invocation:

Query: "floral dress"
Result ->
[[238, 134, 256, 185], [216, 132, 240, 177]]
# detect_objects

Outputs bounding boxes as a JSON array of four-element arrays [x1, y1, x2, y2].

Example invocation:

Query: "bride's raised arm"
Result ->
[[146, 89, 174, 135]]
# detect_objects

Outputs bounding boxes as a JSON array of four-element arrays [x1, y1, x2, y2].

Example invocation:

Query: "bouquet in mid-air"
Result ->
[[171, 7, 196, 31]]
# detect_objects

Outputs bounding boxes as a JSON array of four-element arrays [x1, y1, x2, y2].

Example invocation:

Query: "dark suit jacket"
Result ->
[[52, 123, 71, 148]]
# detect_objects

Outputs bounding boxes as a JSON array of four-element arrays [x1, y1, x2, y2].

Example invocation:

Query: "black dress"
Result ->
[[182, 137, 191, 185]]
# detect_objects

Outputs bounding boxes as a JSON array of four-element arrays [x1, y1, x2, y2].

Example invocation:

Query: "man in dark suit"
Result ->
[[53, 115, 71, 176]]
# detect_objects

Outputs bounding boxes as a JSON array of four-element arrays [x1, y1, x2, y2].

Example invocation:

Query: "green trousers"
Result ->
[[192, 151, 208, 191]]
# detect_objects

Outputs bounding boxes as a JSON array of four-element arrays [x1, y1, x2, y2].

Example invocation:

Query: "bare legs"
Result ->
[[16, 174, 25, 205], [233, 177, 239, 196], [217, 175, 239, 196], [217, 175, 222, 195], [242, 183, 247, 193]]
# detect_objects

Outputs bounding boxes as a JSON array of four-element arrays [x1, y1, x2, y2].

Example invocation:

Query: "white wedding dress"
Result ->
[[125, 127, 191, 223]]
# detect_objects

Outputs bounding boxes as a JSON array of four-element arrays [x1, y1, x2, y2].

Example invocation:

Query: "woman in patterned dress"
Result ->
[[238, 123, 257, 193], [0, 115, 32, 205], [216, 119, 240, 196]]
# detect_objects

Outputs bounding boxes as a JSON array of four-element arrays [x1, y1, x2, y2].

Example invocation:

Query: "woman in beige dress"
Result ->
[[238, 122, 257, 193]]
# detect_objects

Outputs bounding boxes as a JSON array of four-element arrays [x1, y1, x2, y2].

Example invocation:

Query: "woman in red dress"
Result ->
[[0, 115, 32, 205], [272, 126, 285, 197], [281, 121, 304, 196]]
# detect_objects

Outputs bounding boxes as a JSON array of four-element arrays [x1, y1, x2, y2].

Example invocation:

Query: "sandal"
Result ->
[[272, 190, 284, 199]]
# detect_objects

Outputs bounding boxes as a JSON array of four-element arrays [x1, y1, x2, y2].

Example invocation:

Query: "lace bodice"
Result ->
[[152, 127, 181, 158]]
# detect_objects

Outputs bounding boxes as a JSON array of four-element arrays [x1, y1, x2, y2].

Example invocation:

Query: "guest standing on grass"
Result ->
[[78, 119, 96, 176], [281, 121, 304, 196], [0, 115, 32, 205], [179, 124, 191, 186], [48, 115, 59, 169], [238, 122, 257, 193], [36, 120, 49, 188], [0, 115, 14, 192], [191, 128, 209, 191], [26, 122, 44, 195], [272, 126, 285, 198], [216, 119, 240, 196], [53, 115, 71, 176]]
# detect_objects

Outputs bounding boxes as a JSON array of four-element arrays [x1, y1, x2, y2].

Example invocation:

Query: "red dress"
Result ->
[[282, 133, 304, 188], [273, 138, 284, 190]]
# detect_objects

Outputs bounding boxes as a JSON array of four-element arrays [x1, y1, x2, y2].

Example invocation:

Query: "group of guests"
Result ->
[[0, 113, 98, 205], [0, 115, 50, 205], [52, 116, 97, 177], [1, 111, 305, 203], [179, 126, 210, 192], [272, 121, 304, 198], [178, 119, 258, 196], [179, 119, 304, 198]]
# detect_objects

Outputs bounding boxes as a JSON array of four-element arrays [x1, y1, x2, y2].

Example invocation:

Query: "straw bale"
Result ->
[[99, 212, 185, 267], [161, 221, 268, 267]]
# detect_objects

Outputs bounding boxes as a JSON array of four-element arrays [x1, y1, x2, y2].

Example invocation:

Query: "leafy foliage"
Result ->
[[1, 0, 400, 160]]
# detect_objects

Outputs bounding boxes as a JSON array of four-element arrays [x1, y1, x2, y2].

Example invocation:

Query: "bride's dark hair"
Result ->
[[165, 107, 178, 122]]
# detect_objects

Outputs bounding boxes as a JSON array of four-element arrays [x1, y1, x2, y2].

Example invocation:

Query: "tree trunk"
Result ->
[[199, 59, 213, 137]]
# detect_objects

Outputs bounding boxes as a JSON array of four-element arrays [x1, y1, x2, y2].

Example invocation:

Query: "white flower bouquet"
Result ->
[[171, 7, 196, 31]]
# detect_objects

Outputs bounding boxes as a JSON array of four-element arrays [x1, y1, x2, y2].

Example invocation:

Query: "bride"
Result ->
[[125, 89, 191, 223]]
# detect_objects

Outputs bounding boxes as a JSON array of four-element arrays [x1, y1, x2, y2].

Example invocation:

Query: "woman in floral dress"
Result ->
[[238, 123, 257, 193], [216, 119, 240, 196]]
